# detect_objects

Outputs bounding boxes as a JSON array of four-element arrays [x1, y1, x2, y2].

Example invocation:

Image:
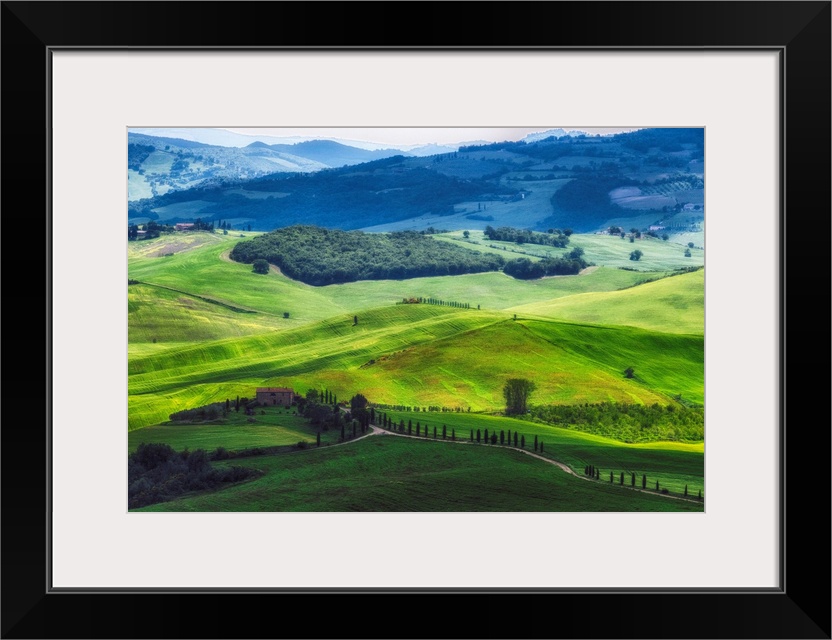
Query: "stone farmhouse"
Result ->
[[256, 387, 295, 407]]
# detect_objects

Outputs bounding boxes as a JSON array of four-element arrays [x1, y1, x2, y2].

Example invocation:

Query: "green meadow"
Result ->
[[508, 269, 704, 335], [134, 436, 703, 512], [378, 411, 703, 496], [128, 225, 704, 512], [128, 408, 336, 453]]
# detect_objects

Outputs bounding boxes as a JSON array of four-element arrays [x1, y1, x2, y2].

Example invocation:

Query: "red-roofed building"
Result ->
[[256, 387, 294, 407]]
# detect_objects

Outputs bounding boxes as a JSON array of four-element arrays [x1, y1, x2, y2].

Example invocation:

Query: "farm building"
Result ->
[[256, 387, 294, 407], [174, 222, 195, 231]]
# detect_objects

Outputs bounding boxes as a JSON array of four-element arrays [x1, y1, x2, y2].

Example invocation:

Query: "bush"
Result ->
[[629, 249, 643, 261], [252, 258, 270, 274]]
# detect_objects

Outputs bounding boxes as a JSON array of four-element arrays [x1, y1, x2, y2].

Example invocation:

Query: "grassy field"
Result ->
[[128, 407, 339, 452], [434, 231, 703, 272], [507, 269, 704, 335], [378, 411, 703, 496], [127, 227, 704, 512], [128, 283, 286, 343], [128, 233, 680, 320], [133, 435, 703, 512], [127, 303, 702, 429]]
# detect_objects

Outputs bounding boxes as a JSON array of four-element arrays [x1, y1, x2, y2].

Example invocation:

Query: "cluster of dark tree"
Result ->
[[229, 225, 506, 286], [503, 248, 588, 280], [128, 143, 156, 171], [372, 404, 472, 413], [168, 401, 229, 423], [397, 297, 473, 309], [553, 174, 633, 215], [297, 389, 373, 443], [529, 402, 704, 443], [297, 388, 343, 433], [128, 443, 258, 509], [483, 225, 571, 247], [616, 128, 704, 157], [128, 220, 176, 241], [168, 397, 259, 422]]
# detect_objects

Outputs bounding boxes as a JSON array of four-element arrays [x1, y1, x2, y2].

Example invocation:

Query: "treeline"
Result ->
[[169, 397, 255, 422], [484, 225, 570, 247], [398, 297, 472, 309], [229, 225, 505, 286], [372, 404, 472, 413], [128, 443, 258, 509], [503, 248, 588, 279], [529, 402, 704, 443], [375, 412, 542, 452]]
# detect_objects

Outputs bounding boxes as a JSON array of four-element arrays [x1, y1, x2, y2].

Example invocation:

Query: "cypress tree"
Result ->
[[620, 472, 624, 485], [514, 432, 518, 446], [408, 422, 412, 435], [642, 474, 647, 489], [416, 422, 421, 436], [631, 472, 636, 487], [476, 429, 481, 443], [370, 407, 375, 423], [399, 419, 405, 432], [655, 480, 659, 491], [610, 471, 614, 483], [684, 485, 688, 497], [521, 435, 525, 448], [698, 489, 702, 500], [585, 466, 589, 476], [595, 468, 599, 479], [500, 430, 505, 445], [484, 429, 489, 443], [540, 442, 544, 453], [470, 430, 474, 441], [433, 426, 437, 439], [452, 429, 456, 441], [534, 435, 538, 451], [316, 432, 321, 447]]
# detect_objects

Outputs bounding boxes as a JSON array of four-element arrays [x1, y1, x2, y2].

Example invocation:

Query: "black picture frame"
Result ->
[[2, 2, 829, 638]]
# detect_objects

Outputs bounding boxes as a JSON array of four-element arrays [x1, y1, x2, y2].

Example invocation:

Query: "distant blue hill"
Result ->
[[252, 139, 406, 168]]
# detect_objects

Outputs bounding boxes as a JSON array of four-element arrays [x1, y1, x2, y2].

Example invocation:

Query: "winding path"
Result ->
[[364, 421, 702, 505]]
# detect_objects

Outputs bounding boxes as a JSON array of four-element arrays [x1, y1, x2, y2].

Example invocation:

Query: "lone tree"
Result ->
[[624, 367, 635, 379], [252, 258, 270, 274], [503, 378, 537, 415], [629, 249, 643, 261]]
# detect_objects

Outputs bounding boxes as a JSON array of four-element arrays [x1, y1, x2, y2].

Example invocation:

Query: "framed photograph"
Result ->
[[3, 2, 829, 638]]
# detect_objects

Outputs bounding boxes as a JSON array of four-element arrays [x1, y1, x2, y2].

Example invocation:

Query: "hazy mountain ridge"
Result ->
[[128, 128, 704, 234]]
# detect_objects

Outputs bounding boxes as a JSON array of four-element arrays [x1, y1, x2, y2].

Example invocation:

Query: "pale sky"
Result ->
[[130, 127, 642, 151], [222, 127, 640, 147]]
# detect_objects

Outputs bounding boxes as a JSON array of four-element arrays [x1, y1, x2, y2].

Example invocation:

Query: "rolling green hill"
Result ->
[[508, 269, 704, 334], [128, 301, 702, 430], [133, 436, 703, 512], [378, 411, 703, 495]]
